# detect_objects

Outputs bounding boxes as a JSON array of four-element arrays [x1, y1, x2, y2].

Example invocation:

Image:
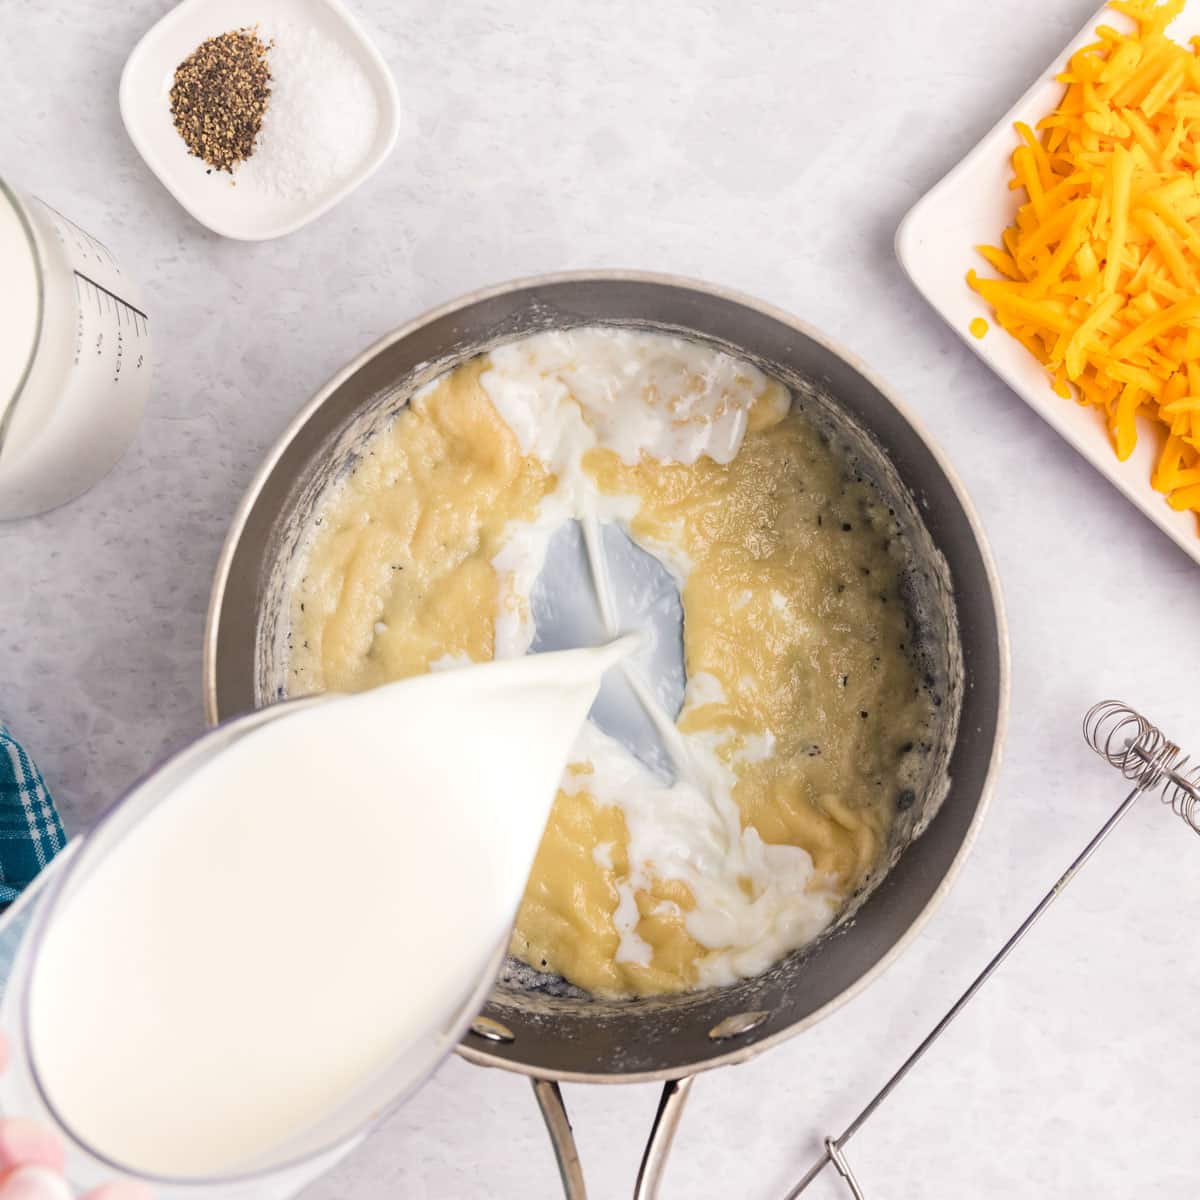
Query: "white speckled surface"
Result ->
[[2, 0, 1198, 1196]]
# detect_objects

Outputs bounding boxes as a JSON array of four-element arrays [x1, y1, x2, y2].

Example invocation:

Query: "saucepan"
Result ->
[[203, 272, 1008, 1198]]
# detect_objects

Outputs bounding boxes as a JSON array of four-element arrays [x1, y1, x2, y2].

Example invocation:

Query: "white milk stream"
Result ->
[[26, 641, 632, 1180]]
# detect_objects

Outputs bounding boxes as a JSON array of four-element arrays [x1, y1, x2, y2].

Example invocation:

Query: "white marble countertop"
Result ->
[[3, 0, 1198, 1195]]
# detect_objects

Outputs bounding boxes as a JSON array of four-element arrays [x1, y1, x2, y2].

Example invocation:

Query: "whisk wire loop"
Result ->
[[1084, 701, 1200, 832]]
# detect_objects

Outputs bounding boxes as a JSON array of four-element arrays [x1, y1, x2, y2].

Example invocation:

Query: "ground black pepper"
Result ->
[[170, 27, 273, 174]]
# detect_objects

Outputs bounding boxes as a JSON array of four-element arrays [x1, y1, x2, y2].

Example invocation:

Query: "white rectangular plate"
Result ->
[[896, 2, 1200, 566]]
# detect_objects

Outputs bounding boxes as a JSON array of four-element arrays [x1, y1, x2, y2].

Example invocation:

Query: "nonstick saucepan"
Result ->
[[203, 273, 1008, 1198]]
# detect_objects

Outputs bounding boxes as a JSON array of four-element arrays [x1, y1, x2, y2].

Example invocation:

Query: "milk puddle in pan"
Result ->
[[25, 640, 634, 1179]]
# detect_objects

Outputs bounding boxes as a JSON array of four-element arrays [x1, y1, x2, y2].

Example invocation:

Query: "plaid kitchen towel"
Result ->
[[0, 722, 66, 907]]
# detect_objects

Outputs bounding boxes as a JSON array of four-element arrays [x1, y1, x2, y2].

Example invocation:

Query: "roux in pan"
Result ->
[[288, 328, 937, 998]]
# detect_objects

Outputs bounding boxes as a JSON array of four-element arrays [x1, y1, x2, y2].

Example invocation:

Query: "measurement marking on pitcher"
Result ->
[[42, 201, 119, 270], [73, 271, 149, 336]]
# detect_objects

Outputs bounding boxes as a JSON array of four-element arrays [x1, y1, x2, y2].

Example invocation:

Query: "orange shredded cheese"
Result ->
[[969, 0, 1200, 533]]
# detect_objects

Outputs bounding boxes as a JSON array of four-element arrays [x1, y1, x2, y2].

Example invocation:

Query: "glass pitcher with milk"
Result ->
[[0, 645, 629, 1197], [0, 178, 151, 520]]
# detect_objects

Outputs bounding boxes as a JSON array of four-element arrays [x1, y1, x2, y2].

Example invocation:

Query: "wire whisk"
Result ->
[[784, 702, 1198, 1200]]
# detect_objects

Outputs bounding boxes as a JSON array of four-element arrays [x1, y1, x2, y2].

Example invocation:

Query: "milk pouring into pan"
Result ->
[[0, 641, 635, 1198], [0, 178, 151, 519]]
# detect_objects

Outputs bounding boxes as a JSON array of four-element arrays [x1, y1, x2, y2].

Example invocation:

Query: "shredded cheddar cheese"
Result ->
[[969, 0, 1200, 533]]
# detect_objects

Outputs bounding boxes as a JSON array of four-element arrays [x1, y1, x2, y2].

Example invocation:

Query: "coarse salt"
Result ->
[[236, 18, 380, 201]]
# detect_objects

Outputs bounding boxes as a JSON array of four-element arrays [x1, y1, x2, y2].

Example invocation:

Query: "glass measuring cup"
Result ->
[[0, 178, 152, 520], [0, 701, 505, 1199]]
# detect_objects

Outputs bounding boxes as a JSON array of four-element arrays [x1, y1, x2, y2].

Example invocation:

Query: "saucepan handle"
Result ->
[[532, 1080, 588, 1199], [531, 1075, 696, 1200]]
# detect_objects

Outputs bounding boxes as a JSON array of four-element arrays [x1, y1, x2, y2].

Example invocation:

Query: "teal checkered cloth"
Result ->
[[0, 722, 65, 907]]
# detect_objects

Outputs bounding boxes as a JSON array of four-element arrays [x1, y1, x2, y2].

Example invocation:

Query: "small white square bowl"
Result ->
[[897, 2, 1200, 567], [120, 0, 400, 241]]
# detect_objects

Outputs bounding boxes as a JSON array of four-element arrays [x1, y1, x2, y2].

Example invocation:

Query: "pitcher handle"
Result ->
[[531, 1075, 696, 1200]]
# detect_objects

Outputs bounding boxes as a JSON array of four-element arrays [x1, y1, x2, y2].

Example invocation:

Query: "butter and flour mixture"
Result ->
[[287, 328, 938, 998]]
